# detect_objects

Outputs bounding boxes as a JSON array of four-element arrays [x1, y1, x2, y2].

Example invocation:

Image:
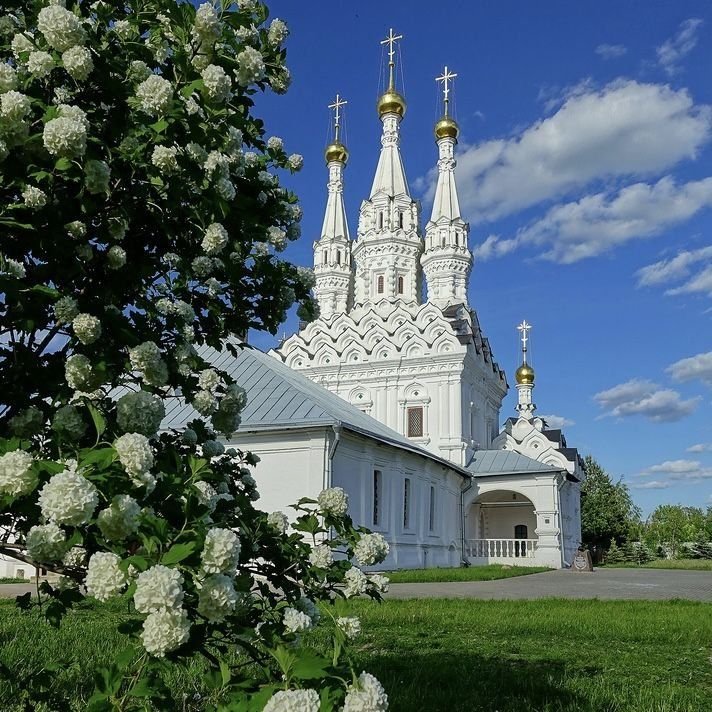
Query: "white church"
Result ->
[[164, 33, 585, 571]]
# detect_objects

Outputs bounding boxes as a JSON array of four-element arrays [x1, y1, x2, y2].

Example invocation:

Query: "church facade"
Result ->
[[272, 38, 584, 569]]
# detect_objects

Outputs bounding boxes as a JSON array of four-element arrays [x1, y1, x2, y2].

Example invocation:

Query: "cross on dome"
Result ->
[[328, 94, 347, 144], [517, 320, 531, 360], [380, 28, 403, 90], [436, 66, 457, 116]]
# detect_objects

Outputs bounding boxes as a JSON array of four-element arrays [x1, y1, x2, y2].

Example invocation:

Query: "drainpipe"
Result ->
[[460, 477, 474, 565], [326, 424, 342, 489]]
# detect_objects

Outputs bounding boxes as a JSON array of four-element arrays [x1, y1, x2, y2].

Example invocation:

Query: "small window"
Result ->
[[397, 276, 404, 294], [407, 406, 424, 438], [336, 250, 341, 265], [403, 477, 411, 529], [322, 250, 327, 265], [377, 275, 384, 294], [429, 486, 436, 532], [378, 212, 384, 229], [398, 212, 404, 229], [373, 470, 382, 526], [455, 234, 459, 246]]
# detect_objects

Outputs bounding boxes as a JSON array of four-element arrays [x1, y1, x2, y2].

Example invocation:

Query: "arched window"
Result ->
[[514, 524, 528, 539], [378, 212, 384, 229], [397, 276, 404, 294], [454, 234, 459, 246], [336, 250, 341, 265], [441, 235, 446, 247], [322, 250, 327, 265], [398, 212, 404, 229], [377, 275, 384, 294]]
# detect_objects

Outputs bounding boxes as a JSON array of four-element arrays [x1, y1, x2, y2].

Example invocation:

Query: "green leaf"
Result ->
[[219, 659, 231, 687], [15, 591, 32, 610], [28, 284, 60, 299], [80, 447, 115, 470], [44, 599, 65, 628], [127, 676, 154, 697], [149, 119, 168, 134], [161, 542, 195, 566], [54, 157, 72, 171], [291, 653, 331, 680], [86, 402, 106, 440]]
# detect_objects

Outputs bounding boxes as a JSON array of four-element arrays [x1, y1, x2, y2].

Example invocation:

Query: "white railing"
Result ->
[[466, 538, 537, 560]]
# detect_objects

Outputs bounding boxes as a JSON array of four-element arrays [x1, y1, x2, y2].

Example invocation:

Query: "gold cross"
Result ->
[[436, 66, 457, 116], [517, 320, 532, 362], [328, 94, 348, 143], [380, 28, 403, 90]]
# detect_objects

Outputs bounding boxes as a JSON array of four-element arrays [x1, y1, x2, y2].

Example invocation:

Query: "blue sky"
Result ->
[[249, 0, 712, 516]]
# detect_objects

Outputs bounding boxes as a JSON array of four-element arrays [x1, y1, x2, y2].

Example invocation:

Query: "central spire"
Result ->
[[515, 320, 536, 419]]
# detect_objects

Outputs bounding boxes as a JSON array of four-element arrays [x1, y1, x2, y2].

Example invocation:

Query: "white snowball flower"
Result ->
[[194, 480, 218, 512], [204, 150, 230, 179], [136, 74, 173, 116], [134, 564, 184, 614], [268, 227, 287, 252], [38, 466, 98, 526], [0, 63, 17, 93], [271, 66, 291, 95], [283, 606, 313, 634], [107, 245, 126, 269], [267, 18, 289, 46], [128, 59, 151, 83], [11, 34, 34, 60], [97, 494, 141, 540], [52, 405, 86, 441], [129, 341, 168, 386], [288, 153, 304, 171], [267, 511, 288, 534], [343, 672, 389, 712], [37, 6, 86, 51], [343, 567, 368, 598], [62, 45, 93, 81], [1, 258, 25, 278], [201, 64, 231, 102], [140, 608, 191, 657], [308, 544, 333, 569], [369, 574, 390, 593], [0, 90, 31, 122], [54, 295, 79, 323], [116, 390, 165, 436], [66, 219, 86, 238], [192, 389, 218, 416], [57, 103, 89, 130], [114, 432, 154, 485], [354, 533, 390, 567], [296, 266, 315, 290], [235, 46, 265, 86], [22, 185, 47, 208], [85, 552, 127, 601], [266, 136, 283, 151], [197, 368, 221, 393], [27, 51, 54, 78], [26, 523, 66, 562], [193, 3, 222, 43], [151, 145, 179, 174], [0, 450, 36, 496], [263, 689, 320, 712], [65, 353, 94, 389], [84, 159, 110, 194], [72, 313, 101, 345], [201, 223, 228, 255], [317, 487, 349, 517], [216, 177, 235, 201], [43, 115, 87, 158], [113, 19, 132, 40], [201, 528, 240, 575], [202, 439, 224, 458], [62, 546, 86, 568], [337, 616, 361, 640], [197, 573, 238, 621]]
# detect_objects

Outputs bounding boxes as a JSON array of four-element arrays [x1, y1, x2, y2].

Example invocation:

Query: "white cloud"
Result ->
[[667, 351, 712, 386], [540, 414, 575, 429], [630, 480, 672, 490], [596, 44, 627, 60], [649, 459, 701, 473], [476, 177, 712, 264], [688, 443, 712, 453], [593, 378, 700, 422], [657, 18, 704, 76], [636, 245, 712, 294], [445, 80, 711, 223]]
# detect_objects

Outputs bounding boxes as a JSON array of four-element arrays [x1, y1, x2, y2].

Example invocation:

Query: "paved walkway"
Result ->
[[386, 567, 712, 601]]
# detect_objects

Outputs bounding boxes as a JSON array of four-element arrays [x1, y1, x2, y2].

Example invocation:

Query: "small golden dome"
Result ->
[[377, 89, 407, 118], [434, 116, 459, 140], [515, 363, 535, 385], [324, 142, 348, 164]]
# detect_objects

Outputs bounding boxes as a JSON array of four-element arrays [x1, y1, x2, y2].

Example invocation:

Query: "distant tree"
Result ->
[[645, 505, 706, 558], [580, 456, 641, 550]]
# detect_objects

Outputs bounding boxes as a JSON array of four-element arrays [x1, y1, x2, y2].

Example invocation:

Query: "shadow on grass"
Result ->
[[359, 649, 594, 712]]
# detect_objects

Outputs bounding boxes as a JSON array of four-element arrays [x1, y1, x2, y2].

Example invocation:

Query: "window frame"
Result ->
[[406, 405, 424, 438]]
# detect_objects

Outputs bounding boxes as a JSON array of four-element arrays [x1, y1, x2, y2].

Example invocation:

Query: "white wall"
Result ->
[[0, 553, 36, 580]]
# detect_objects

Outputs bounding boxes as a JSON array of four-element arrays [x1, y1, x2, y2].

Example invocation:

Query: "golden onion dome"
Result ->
[[324, 142, 348, 164], [377, 89, 407, 118], [515, 363, 535, 385], [434, 115, 459, 141]]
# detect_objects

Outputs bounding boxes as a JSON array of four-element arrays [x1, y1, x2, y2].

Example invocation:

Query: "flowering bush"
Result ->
[[0, 1, 389, 708]]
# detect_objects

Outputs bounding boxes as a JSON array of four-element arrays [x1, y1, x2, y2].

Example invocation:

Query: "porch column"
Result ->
[[534, 510, 563, 567]]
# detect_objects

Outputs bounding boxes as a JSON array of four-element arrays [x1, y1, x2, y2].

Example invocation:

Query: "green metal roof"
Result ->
[[466, 449, 562, 476]]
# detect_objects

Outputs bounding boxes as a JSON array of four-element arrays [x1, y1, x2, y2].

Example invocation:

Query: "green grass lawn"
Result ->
[[1, 598, 711, 711], [385, 563, 549, 583], [603, 558, 712, 571], [0, 577, 29, 584]]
